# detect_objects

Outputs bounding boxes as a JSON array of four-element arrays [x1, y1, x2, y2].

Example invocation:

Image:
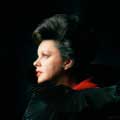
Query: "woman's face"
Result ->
[[33, 40, 65, 84]]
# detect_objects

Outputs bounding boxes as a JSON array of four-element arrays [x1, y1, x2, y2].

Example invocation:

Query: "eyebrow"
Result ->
[[37, 49, 51, 56]]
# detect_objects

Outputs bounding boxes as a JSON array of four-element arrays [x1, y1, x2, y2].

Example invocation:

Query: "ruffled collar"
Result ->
[[31, 81, 72, 98]]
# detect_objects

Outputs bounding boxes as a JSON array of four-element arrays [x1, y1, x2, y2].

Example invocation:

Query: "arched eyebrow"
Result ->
[[37, 49, 51, 57]]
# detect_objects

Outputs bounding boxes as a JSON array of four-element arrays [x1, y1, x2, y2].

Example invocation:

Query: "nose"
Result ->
[[33, 58, 41, 67]]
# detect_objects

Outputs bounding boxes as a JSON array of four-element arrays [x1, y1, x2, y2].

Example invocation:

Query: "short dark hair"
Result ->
[[32, 14, 97, 79]]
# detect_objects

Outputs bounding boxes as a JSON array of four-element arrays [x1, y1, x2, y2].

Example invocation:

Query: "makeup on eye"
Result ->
[[37, 50, 51, 58], [42, 53, 50, 58]]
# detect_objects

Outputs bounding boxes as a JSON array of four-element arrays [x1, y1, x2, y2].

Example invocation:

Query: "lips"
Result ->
[[36, 71, 43, 77]]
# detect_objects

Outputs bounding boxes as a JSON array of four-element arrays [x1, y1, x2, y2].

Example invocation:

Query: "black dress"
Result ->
[[22, 82, 120, 120]]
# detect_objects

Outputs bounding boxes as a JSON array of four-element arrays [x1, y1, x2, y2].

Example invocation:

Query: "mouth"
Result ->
[[36, 71, 43, 77]]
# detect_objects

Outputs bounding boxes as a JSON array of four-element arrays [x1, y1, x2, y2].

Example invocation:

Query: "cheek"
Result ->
[[45, 64, 61, 74], [42, 59, 63, 75]]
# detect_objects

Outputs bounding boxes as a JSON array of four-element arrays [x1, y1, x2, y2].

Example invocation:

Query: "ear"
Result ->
[[63, 59, 74, 70]]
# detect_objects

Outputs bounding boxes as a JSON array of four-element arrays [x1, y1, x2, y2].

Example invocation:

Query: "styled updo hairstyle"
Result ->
[[32, 14, 97, 81]]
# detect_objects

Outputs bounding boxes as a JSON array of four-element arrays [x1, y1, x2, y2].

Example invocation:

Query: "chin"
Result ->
[[37, 77, 48, 84], [37, 80, 44, 84]]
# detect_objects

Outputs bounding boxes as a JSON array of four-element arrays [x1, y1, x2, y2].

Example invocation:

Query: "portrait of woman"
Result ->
[[22, 14, 120, 120]]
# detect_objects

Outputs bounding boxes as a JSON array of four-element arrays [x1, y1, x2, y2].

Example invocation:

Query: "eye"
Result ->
[[42, 53, 50, 58]]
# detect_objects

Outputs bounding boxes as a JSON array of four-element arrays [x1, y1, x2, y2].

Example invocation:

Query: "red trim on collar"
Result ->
[[72, 79, 99, 90]]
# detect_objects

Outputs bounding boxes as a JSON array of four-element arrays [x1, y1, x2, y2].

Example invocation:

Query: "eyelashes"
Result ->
[[42, 53, 50, 58], [38, 52, 51, 59]]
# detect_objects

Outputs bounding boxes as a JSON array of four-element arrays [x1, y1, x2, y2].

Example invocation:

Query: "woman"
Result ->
[[32, 14, 98, 89], [23, 14, 120, 120]]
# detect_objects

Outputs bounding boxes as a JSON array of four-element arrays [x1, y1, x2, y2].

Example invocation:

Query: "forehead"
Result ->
[[37, 40, 59, 53]]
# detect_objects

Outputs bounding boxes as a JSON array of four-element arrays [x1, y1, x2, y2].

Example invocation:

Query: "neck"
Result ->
[[55, 75, 76, 88]]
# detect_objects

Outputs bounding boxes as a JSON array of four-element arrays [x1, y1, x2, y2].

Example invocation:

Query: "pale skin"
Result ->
[[33, 40, 74, 86]]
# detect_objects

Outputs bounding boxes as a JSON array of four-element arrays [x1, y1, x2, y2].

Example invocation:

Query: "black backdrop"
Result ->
[[0, 0, 120, 119]]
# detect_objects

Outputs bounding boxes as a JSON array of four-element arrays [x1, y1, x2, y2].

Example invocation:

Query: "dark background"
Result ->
[[0, 0, 120, 120]]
